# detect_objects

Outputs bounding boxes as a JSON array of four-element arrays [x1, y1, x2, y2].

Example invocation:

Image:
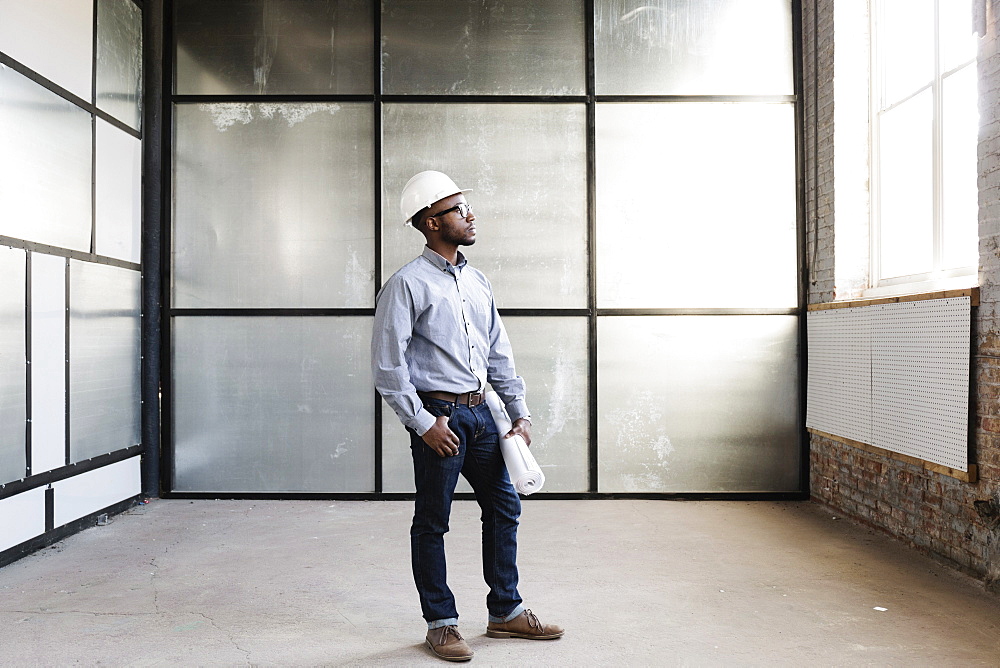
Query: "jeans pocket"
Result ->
[[423, 400, 453, 418]]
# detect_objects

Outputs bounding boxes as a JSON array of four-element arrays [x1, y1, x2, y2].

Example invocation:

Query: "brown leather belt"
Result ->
[[418, 390, 485, 407]]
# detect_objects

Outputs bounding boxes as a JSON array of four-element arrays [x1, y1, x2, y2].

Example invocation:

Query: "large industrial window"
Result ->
[[167, 0, 802, 496], [870, 0, 979, 290]]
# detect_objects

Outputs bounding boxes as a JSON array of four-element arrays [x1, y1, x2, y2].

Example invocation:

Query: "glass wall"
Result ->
[[0, 0, 143, 490], [170, 0, 800, 495]]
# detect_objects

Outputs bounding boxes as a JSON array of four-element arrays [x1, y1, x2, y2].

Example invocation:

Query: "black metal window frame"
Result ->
[[155, 0, 809, 501]]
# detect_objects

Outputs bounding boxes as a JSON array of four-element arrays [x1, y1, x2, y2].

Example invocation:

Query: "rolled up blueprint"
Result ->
[[485, 391, 545, 495]]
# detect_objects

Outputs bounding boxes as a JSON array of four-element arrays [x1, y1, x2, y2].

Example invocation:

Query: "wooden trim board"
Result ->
[[807, 288, 979, 311]]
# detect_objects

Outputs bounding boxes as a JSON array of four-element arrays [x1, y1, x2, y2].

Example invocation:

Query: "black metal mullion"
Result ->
[[24, 252, 32, 479], [91, 115, 97, 256], [159, 490, 808, 502], [44, 487, 54, 533], [595, 94, 797, 103], [169, 308, 598, 317], [585, 0, 599, 495], [169, 308, 374, 317], [373, 0, 383, 495], [379, 94, 588, 104], [172, 94, 595, 105], [160, 0, 175, 495], [91, 1, 99, 257], [172, 94, 797, 105], [792, 0, 810, 496], [596, 308, 800, 317], [499, 309, 590, 317], [63, 259, 71, 467], [0, 445, 144, 501], [172, 94, 375, 104]]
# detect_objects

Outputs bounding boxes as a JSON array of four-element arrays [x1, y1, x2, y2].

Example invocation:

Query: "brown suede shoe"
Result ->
[[425, 625, 474, 662], [485, 609, 564, 640]]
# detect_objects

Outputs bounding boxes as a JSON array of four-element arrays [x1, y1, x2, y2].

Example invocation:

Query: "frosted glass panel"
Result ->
[[173, 102, 374, 308], [0, 247, 26, 484], [174, 0, 373, 95], [30, 253, 67, 475], [878, 91, 932, 279], [594, 0, 793, 95], [0, 66, 92, 252], [382, 104, 587, 309], [382, 316, 589, 493], [172, 317, 374, 492], [598, 316, 800, 492], [69, 262, 141, 462], [382, 422, 425, 494], [382, 0, 585, 95], [0, 0, 93, 100], [96, 0, 142, 130], [95, 119, 142, 263], [596, 103, 796, 308], [501, 317, 588, 492]]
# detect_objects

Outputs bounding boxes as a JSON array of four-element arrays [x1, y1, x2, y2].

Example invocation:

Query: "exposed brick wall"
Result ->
[[807, 2, 1000, 590], [802, 0, 836, 304]]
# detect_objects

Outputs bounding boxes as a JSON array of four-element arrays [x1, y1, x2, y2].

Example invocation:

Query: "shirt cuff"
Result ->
[[505, 399, 530, 424], [408, 408, 438, 436]]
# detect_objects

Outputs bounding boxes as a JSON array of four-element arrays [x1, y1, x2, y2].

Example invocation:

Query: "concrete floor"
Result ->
[[2, 500, 1000, 667]]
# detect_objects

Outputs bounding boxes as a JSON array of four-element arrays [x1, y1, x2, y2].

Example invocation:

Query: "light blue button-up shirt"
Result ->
[[372, 246, 529, 436]]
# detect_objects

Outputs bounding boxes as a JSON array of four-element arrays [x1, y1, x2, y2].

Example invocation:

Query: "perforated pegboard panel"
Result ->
[[870, 298, 971, 471], [807, 297, 971, 472], [807, 307, 872, 445]]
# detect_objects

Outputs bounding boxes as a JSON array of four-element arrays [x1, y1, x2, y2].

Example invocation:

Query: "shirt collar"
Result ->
[[421, 246, 468, 272]]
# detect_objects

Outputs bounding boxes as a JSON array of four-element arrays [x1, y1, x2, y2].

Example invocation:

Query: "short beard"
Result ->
[[443, 229, 476, 247]]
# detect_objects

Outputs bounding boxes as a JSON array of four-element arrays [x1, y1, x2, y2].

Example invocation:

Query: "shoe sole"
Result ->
[[485, 629, 564, 640], [425, 639, 473, 661]]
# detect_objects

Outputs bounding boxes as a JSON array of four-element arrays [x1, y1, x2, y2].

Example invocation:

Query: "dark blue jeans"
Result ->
[[408, 398, 524, 628]]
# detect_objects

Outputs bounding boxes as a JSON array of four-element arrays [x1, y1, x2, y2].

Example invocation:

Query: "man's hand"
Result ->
[[422, 415, 461, 457], [505, 418, 532, 447]]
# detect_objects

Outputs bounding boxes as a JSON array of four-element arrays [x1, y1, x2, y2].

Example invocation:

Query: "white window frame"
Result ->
[[867, 0, 978, 297]]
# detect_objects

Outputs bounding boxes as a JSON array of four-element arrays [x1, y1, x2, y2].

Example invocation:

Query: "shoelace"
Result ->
[[440, 625, 464, 643], [524, 609, 542, 631]]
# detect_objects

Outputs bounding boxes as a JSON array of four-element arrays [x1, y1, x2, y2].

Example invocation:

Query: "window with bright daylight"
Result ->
[[870, 0, 979, 292]]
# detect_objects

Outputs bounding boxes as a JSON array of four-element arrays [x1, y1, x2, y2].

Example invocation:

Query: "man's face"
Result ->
[[427, 193, 476, 246]]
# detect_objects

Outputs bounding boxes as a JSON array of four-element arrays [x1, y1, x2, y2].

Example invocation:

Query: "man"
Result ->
[[372, 171, 563, 661]]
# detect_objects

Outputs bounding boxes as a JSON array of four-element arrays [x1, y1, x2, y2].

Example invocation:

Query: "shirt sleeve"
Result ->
[[372, 276, 437, 436], [485, 290, 530, 423]]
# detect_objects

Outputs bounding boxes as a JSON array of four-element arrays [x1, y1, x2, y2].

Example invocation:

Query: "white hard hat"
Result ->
[[400, 170, 472, 226]]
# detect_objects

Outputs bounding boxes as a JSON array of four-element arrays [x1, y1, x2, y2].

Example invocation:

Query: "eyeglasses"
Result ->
[[429, 202, 473, 219]]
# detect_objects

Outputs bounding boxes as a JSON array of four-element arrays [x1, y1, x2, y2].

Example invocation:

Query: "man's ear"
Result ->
[[424, 215, 439, 232]]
